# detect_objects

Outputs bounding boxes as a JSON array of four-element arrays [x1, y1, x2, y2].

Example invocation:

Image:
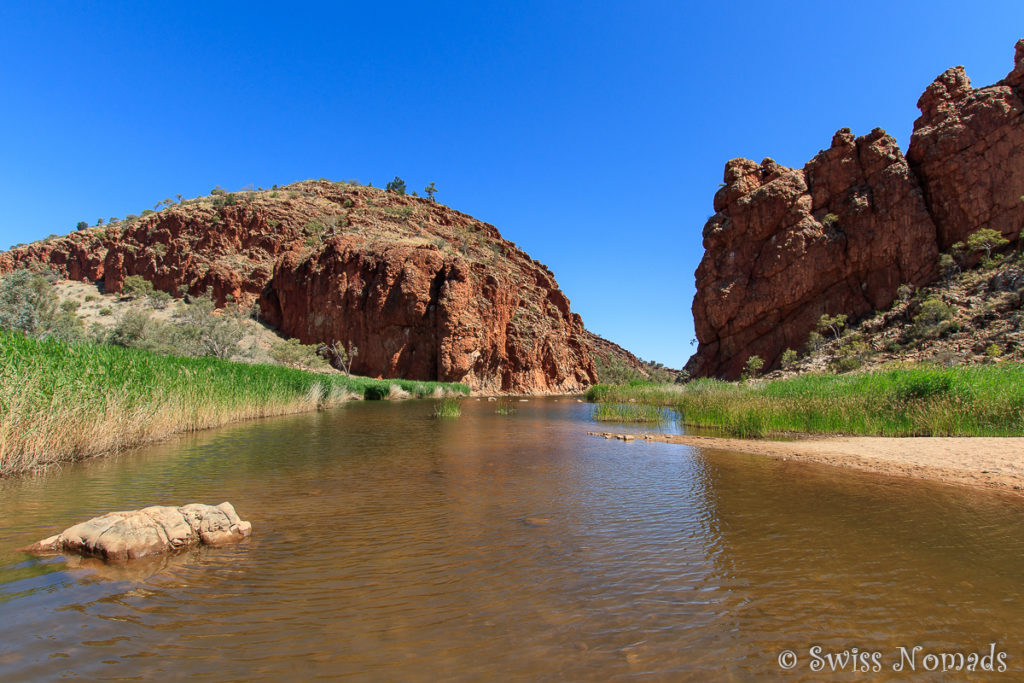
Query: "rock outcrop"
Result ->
[[0, 182, 597, 393], [907, 41, 1024, 250], [688, 40, 1024, 379], [19, 502, 252, 562]]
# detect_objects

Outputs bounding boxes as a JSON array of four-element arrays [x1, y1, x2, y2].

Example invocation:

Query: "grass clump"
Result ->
[[592, 402, 667, 423], [495, 399, 518, 415], [587, 364, 1024, 437], [433, 396, 462, 418]]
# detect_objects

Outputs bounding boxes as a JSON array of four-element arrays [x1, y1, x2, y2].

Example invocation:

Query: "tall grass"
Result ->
[[586, 365, 1024, 437], [0, 331, 469, 475], [433, 396, 462, 418], [495, 399, 518, 415]]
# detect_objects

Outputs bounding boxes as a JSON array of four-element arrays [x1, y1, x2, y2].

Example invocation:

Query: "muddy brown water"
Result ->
[[2, 398, 1024, 680]]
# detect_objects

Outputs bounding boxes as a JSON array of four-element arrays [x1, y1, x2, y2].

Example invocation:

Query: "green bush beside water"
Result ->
[[587, 365, 1024, 437], [0, 331, 468, 475]]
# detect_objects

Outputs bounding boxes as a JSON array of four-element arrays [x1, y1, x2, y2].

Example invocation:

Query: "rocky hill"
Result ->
[[688, 40, 1024, 379], [768, 254, 1024, 377], [0, 181, 599, 393], [583, 330, 680, 384]]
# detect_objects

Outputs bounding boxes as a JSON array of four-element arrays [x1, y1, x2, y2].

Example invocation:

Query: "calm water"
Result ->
[[2, 398, 1024, 680]]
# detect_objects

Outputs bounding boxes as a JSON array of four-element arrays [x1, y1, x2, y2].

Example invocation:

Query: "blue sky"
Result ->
[[2, 2, 1022, 367]]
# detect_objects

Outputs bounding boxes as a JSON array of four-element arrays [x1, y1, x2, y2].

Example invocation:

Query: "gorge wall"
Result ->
[[688, 40, 1024, 379], [0, 182, 597, 394]]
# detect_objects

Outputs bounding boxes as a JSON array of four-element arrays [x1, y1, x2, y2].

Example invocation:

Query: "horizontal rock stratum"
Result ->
[[19, 502, 252, 561], [688, 40, 1024, 379], [0, 182, 598, 393]]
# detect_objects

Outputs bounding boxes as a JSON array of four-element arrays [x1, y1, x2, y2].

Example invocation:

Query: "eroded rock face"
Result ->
[[689, 130, 938, 378], [688, 41, 1024, 379], [19, 502, 252, 562], [259, 235, 596, 393], [907, 40, 1024, 250], [0, 182, 597, 393]]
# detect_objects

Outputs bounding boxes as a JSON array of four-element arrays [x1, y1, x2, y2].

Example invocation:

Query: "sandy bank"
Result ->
[[589, 432, 1024, 494]]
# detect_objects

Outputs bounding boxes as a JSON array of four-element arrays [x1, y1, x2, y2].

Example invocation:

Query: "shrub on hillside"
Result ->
[[912, 296, 958, 339], [270, 338, 330, 371], [120, 275, 154, 299], [0, 270, 83, 342]]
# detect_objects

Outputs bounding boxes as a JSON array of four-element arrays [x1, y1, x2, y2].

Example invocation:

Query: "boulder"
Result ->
[[19, 502, 252, 561]]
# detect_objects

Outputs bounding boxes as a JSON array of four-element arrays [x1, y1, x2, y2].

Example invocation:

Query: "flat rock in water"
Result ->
[[18, 502, 252, 562]]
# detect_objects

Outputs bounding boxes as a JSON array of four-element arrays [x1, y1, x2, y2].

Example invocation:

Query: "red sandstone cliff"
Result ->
[[688, 40, 1024, 379], [0, 182, 597, 393]]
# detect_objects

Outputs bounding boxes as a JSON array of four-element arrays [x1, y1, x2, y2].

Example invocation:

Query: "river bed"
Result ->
[[2, 398, 1023, 679]]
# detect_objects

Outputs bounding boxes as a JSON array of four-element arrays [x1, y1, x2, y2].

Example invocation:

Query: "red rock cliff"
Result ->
[[688, 40, 1024, 379], [0, 182, 597, 393]]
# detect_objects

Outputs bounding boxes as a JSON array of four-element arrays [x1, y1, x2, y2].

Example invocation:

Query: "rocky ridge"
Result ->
[[1, 182, 598, 393], [688, 40, 1024, 379]]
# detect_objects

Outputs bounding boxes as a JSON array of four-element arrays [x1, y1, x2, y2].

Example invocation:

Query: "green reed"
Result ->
[[433, 396, 463, 418], [0, 331, 468, 475], [586, 365, 1024, 437]]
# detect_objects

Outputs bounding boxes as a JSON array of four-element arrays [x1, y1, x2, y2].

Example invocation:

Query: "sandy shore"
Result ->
[[588, 431, 1024, 494]]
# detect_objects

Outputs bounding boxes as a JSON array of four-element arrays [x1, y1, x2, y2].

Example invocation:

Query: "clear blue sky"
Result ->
[[2, 2, 1022, 367]]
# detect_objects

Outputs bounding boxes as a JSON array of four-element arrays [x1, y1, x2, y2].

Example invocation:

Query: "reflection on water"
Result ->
[[1, 398, 1023, 679]]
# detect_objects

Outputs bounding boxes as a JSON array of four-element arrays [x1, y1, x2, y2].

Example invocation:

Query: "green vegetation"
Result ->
[[587, 365, 1024, 437], [386, 176, 407, 195], [780, 348, 799, 370], [0, 270, 84, 342], [817, 313, 848, 340], [592, 402, 667, 423], [102, 296, 248, 360], [433, 396, 462, 418], [270, 338, 330, 371], [495, 399, 518, 415], [592, 352, 675, 384], [966, 227, 1010, 261], [742, 354, 764, 379], [0, 331, 468, 476], [120, 275, 154, 299], [424, 182, 437, 201]]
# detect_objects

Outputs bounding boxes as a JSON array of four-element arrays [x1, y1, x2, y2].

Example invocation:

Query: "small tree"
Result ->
[[805, 331, 825, 354], [327, 340, 359, 375], [780, 348, 799, 370], [76, 221, 89, 231], [120, 275, 154, 299], [742, 354, 764, 379], [96, 218, 105, 226], [386, 177, 407, 195], [966, 228, 1010, 261], [424, 182, 437, 201], [937, 253, 959, 284], [817, 313, 848, 340]]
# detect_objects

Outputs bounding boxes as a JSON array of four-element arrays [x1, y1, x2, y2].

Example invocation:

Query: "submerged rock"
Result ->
[[19, 502, 252, 561]]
